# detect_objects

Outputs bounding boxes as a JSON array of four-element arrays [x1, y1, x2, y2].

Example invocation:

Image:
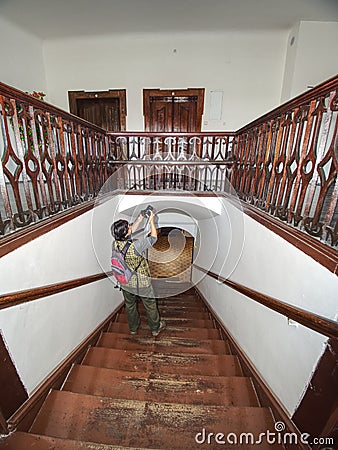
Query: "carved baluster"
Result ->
[[26, 106, 48, 219], [10, 98, 35, 228], [0, 96, 15, 233], [265, 115, 284, 213], [276, 108, 301, 221], [302, 90, 336, 228], [250, 124, 267, 202], [304, 92, 338, 238], [273, 110, 297, 219]]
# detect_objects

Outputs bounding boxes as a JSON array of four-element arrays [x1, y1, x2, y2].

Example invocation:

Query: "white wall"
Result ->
[[43, 30, 287, 131], [0, 16, 47, 95], [0, 198, 124, 394], [192, 197, 338, 415], [281, 21, 338, 102]]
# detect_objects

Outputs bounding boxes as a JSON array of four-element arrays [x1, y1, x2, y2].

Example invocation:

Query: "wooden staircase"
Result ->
[[1, 286, 283, 449]]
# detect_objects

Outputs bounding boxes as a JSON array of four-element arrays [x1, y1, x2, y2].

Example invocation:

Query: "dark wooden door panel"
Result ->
[[144, 88, 204, 132], [173, 96, 198, 132], [150, 97, 173, 132], [68, 90, 126, 131]]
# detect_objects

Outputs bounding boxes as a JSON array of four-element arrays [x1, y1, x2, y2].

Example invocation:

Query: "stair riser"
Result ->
[[116, 316, 215, 328], [30, 391, 277, 450], [82, 348, 242, 377], [64, 365, 259, 407], [108, 322, 221, 339], [97, 333, 230, 354]]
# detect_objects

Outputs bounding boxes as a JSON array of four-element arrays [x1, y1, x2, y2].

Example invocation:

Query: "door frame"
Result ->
[[68, 89, 127, 131], [143, 88, 205, 132]]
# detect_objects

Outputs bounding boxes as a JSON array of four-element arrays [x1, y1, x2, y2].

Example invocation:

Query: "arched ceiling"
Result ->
[[0, 0, 337, 40]]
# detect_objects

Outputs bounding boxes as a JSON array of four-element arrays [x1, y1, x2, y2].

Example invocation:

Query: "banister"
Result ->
[[194, 264, 338, 340], [1, 76, 337, 251], [0, 81, 106, 132], [0, 271, 112, 310]]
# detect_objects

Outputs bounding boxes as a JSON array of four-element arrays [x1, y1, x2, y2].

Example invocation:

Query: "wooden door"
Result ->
[[68, 89, 127, 131], [143, 88, 204, 132]]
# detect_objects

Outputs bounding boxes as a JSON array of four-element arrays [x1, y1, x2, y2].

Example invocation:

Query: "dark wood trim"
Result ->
[[0, 271, 113, 310], [0, 406, 8, 435], [68, 89, 127, 131], [108, 131, 235, 137], [194, 265, 338, 339], [194, 286, 309, 450], [7, 302, 124, 432], [143, 88, 205, 132], [292, 338, 338, 444], [113, 160, 234, 166], [0, 81, 106, 133], [0, 332, 28, 428]]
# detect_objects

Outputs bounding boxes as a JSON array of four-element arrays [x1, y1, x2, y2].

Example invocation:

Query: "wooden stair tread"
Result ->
[[82, 347, 242, 376], [30, 390, 280, 449], [116, 315, 215, 328], [97, 332, 231, 354], [108, 322, 221, 339], [5, 287, 285, 449], [122, 308, 211, 318], [63, 364, 259, 406], [0, 431, 156, 449]]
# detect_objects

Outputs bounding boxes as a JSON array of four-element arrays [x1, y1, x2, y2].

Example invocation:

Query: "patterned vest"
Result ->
[[114, 240, 151, 289]]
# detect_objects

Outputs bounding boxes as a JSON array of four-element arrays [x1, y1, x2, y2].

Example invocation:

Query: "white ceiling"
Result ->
[[0, 0, 337, 40]]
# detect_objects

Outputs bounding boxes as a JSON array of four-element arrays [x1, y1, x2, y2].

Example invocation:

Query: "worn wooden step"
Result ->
[[108, 322, 221, 339], [155, 300, 205, 309], [63, 365, 259, 407], [82, 347, 242, 376], [97, 332, 230, 354], [116, 315, 215, 328], [127, 307, 210, 318], [30, 391, 281, 449], [0, 431, 155, 449]]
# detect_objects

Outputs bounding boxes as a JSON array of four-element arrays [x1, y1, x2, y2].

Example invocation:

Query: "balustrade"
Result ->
[[0, 77, 337, 248], [233, 75, 338, 246], [0, 83, 111, 236]]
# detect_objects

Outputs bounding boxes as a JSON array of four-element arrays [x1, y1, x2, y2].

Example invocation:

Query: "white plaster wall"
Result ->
[[192, 198, 338, 415], [0, 198, 124, 394], [281, 21, 338, 101], [43, 30, 286, 131], [0, 16, 47, 95], [280, 23, 299, 102]]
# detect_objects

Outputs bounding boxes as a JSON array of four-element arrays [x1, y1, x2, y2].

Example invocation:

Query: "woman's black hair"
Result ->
[[111, 219, 129, 240]]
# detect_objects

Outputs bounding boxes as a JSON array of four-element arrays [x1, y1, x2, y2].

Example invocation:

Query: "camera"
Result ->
[[141, 205, 154, 218]]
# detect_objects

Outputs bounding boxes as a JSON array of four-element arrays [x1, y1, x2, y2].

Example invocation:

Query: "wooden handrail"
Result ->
[[0, 271, 113, 310], [194, 264, 338, 339], [0, 81, 105, 132]]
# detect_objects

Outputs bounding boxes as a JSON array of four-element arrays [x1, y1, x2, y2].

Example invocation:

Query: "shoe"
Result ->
[[152, 320, 167, 337], [130, 319, 140, 335]]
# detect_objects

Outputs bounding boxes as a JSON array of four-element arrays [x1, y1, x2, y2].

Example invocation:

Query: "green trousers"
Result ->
[[122, 285, 160, 333]]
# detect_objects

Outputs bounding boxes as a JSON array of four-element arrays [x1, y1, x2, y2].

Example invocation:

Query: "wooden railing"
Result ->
[[0, 82, 113, 237], [233, 75, 338, 247], [0, 77, 337, 248], [194, 265, 338, 340]]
